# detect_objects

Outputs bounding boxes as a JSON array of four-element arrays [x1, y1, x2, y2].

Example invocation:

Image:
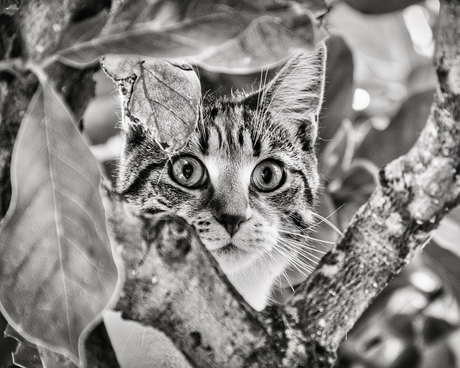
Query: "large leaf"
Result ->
[[0, 83, 120, 365], [329, 3, 433, 116], [55, 0, 322, 71], [355, 89, 434, 167], [194, 10, 320, 73], [57, 10, 109, 52], [102, 56, 201, 152]]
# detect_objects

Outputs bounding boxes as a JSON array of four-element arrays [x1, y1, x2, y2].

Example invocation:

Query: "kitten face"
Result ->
[[117, 44, 326, 310], [174, 102, 318, 273]]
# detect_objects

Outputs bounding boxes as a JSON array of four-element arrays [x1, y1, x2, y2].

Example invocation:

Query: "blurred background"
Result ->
[[2, 0, 460, 367]]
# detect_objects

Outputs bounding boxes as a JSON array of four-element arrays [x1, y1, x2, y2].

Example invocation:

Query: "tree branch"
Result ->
[[293, 0, 460, 363], [104, 189, 310, 368]]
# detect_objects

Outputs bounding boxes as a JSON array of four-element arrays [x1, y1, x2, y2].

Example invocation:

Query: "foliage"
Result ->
[[0, 79, 119, 365], [102, 56, 201, 152]]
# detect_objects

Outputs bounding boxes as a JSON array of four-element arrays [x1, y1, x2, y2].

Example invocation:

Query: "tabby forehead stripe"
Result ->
[[252, 134, 262, 157], [290, 169, 314, 205], [198, 124, 210, 154], [120, 161, 166, 196], [297, 123, 312, 152], [226, 122, 242, 153], [238, 126, 244, 147]]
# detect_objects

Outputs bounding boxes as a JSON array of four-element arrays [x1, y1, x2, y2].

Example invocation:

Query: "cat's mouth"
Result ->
[[212, 243, 247, 256]]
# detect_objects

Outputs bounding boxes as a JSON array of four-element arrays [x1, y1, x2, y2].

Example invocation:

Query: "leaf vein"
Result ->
[[48, 150, 98, 191]]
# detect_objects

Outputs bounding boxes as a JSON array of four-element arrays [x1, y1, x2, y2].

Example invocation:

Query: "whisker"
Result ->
[[277, 238, 322, 263], [155, 160, 169, 187], [278, 236, 327, 253], [279, 238, 328, 254], [278, 240, 324, 261], [264, 250, 282, 288], [278, 230, 337, 245], [271, 244, 313, 277], [310, 211, 343, 236], [266, 250, 295, 292]]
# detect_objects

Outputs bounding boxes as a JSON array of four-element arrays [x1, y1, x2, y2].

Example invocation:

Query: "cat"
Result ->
[[116, 43, 327, 311]]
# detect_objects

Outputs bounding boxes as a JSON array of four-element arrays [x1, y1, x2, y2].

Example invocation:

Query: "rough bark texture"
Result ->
[[105, 190, 308, 368], [1, 0, 460, 367], [294, 1, 460, 360]]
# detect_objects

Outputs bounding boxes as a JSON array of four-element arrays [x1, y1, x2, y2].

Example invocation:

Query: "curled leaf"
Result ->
[[55, 0, 324, 72], [0, 83, 120, 365], [102, 56, 201, 152]]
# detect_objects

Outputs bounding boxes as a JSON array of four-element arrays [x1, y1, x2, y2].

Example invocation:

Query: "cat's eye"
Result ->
[[251, 160, 285, 192], [170, 156, 207, 188]]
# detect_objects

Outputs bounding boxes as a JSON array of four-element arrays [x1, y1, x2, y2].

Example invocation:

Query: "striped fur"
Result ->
[[117, 43, 327, 310]]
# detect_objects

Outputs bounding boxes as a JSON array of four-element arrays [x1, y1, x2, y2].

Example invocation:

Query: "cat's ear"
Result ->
[[259, 42, 326, 142]]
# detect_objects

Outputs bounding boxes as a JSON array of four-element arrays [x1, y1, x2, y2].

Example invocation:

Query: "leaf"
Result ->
[[5, 324, 44, 368], [329, 3, 433, 117], [355, 89, 434, 167], [0, 83, 120, 365], [57, 10, 109, 52], [54, 1, 322, 71], [37, 346, 78, 368], [102, 56, 201, 152], [195, 9, 320, 73], [6, 325, 78, 368], [343, 0, 422, 14]]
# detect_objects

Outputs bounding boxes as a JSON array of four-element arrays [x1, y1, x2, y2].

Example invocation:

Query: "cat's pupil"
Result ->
[[262, 167, 272, 183], [183, 162, 193, 179]]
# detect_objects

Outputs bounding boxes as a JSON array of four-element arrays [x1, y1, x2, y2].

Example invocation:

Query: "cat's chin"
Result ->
[[210, 242, 264, 274]]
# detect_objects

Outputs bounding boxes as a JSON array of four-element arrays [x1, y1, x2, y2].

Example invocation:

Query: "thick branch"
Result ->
[[104, 188, 311, 368], [294, 0, 460, 363]]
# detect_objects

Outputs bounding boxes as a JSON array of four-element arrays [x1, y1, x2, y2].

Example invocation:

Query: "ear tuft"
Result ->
[[260, 42, 327, 142]]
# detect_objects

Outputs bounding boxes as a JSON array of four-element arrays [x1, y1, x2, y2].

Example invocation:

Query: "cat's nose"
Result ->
[[215, 213, 247, 236]]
